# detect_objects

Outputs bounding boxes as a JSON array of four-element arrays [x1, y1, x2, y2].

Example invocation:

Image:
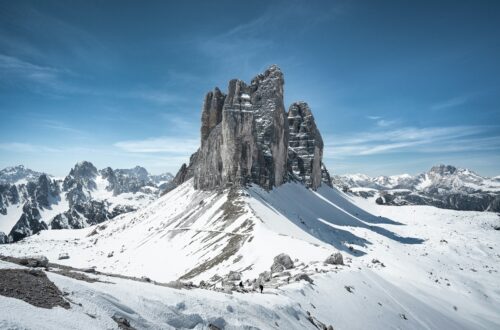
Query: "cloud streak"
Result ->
[[0, 142, 63, 153], [431, 96, 468, 110], [324, 125, 499, 158], [114, 137, 199, 154]]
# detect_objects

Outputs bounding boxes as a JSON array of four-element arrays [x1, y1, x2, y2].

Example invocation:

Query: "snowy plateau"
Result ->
[[0, 65, 499, 330]]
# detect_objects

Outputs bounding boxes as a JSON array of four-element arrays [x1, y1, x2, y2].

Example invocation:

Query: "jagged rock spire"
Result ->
[[287, 101, 324, 190], [173, 65, 330, 191], [194, 65, 289, 190]]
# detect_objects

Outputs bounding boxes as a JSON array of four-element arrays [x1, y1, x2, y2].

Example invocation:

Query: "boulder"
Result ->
[[292, 273, 314, 284], [19, 255, 49, 268], [271, 263, 285, 273], [0, 232, 9, 244], [271, 253, 294, 272], [226, 271, 241, 281], [58, 253, 70, 260], [325, 252, 344, 265], [258, 271, 271, 283]]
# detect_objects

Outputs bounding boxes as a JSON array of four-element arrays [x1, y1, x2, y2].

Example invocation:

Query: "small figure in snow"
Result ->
[[259, 284, 264, 293], [239, 281, 244, 290]]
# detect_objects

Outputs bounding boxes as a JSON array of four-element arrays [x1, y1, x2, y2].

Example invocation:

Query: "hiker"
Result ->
[[259, 284, 263, 293]]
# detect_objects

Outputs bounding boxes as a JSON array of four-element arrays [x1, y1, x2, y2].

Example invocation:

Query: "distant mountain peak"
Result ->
[[333, 164, 500, 212], [70, 161, 98, 178], [0, 165, 47, 185], [429, 164, 458, 175]]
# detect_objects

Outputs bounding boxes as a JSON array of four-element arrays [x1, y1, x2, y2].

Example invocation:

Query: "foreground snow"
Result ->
[[1, 180, 499, 329]]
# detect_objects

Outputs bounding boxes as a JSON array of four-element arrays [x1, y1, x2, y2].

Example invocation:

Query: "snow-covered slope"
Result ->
[[1, 179, 499, 329], [333, 165, 500, 212]]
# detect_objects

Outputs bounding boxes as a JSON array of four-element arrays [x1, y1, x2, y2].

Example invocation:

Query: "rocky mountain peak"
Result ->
[[69, 161, 98, 180], [200, 87, 226, 142], [116, 166, 149, 181], [174, 65, 330, 191], [0, 165, 45, 184], [429, 164, 458, 176]]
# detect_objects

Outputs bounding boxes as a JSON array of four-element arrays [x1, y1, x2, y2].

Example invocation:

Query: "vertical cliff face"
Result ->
[[287, 102, 324, 190], [200, 87, 225, 142], [175, 65, 330, 191], [194, 65, 289, 190]]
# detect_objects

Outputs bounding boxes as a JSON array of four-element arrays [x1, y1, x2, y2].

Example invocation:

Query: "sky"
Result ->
[[1, 0, 499, 177]]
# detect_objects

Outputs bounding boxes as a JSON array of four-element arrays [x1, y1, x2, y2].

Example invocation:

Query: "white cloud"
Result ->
[[41, 119, 86, 135], [114, 137, 199, 154], [0, 53, 61, 84], [430, 96, 468, 111], [323, 125, 499, 158], [0, 142, 62, 153], [376, 119, 398, 127], [129, 90, 187, 106]]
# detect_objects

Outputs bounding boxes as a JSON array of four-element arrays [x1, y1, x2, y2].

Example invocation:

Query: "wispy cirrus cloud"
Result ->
[[0, 53, 89, 96], [0, 53, 189, 106], [366, 115, 399, 127], [0, 142, 63, 153], [324, 125, 499, 159], [431, 96, 468, 111], [128, 90, 188, 106], [114, 137, 199, 154], [41, 119, 86, 135], [196, 2, 344, 77], [0, 54, 64, 84]]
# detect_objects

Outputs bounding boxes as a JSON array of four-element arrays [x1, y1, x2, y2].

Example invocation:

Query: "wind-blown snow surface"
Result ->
[[1, 179, 499, 329]]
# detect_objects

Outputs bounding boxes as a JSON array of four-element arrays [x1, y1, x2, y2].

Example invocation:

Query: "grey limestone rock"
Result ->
[[172, 65, 329, 193], [194, 65, 289, 190], [287, 101, 325, 189]]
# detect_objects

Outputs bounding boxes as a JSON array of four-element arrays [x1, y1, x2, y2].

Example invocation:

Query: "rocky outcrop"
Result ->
[[287, 101, 329, 189], [201, 87, 225, 142], [33, 175, 60, 208], [9, 203, 48, 242], [194, 65, 289, 190], [174, 65, 330, 192]]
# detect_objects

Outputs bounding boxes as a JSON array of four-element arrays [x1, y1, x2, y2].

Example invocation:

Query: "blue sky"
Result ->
[[1, 0, 499, 177]]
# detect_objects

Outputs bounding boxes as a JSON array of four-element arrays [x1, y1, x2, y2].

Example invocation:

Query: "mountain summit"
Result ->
[[172, 65, 331, 191]]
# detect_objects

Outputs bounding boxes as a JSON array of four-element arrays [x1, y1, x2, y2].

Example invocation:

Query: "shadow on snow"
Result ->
[[248, 183, 424, 256]]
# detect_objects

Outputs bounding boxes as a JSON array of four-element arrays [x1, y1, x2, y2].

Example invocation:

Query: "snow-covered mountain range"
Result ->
[[0, 162, 173, 243], [0, 66, 499, 329], [0, 165, 45, 185], [332, 164, 500, 212]]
